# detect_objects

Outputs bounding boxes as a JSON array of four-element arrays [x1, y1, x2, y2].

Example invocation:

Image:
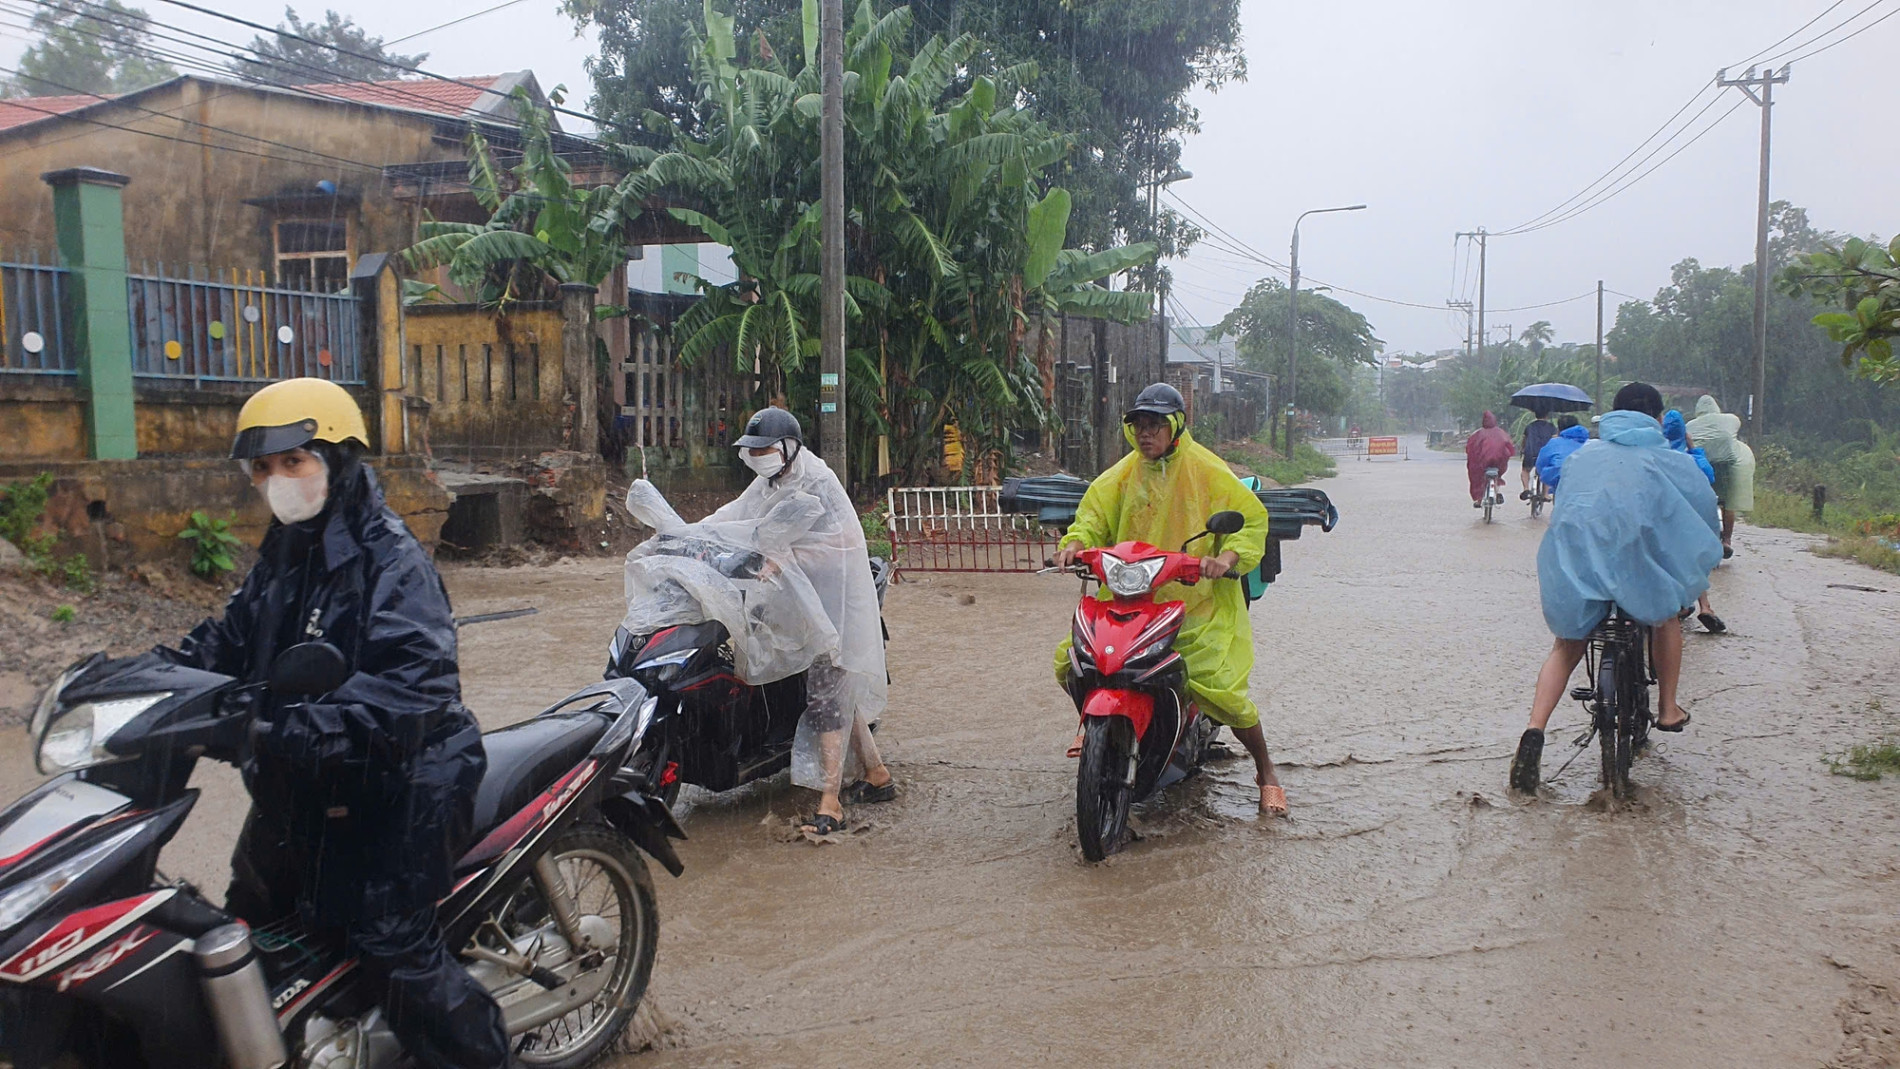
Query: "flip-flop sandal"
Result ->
[[1066, 732, 1085, 759], [1722, 544, 1734, 559], [1697, 612, 1727, 633], [1259, 784, 1288, 816], [1654, 710, 1692, 733], [1677, 606, 1695, 621], [841, 779, 896, 804], [798, 814, 846, 836]]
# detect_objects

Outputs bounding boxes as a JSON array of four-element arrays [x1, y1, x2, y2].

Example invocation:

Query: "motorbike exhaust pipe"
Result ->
[[193, 924, 290, 1069]]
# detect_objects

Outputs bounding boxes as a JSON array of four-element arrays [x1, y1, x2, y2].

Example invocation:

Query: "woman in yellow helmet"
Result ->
[[158, 377, 506, 1068]]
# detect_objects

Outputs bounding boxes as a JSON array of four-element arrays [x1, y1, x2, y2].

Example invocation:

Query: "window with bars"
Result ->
[[274, 219, 351, 292]]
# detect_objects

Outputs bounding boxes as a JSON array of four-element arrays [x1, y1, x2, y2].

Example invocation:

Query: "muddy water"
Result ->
[[448, 441, 1900, 1067], [4, 437, 1896, 1066]]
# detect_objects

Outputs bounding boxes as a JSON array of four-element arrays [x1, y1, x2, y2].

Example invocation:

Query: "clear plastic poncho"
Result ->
[[621, 447, 887, 791], [1537, 410, 1723, 638]]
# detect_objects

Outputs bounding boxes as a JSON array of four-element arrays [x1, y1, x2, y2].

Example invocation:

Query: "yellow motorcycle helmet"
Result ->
[[231, 378, 370, 460]]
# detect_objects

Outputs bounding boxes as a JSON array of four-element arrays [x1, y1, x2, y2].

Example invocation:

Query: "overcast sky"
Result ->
[[3, 0, 1894, 354]]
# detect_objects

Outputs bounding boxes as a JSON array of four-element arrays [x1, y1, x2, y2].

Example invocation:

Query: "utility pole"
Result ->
[[1717, 64, 1789, 441], [1286, 203, 1367, 452], [818, 0, 846, 482], [1456, 229, 1487, 365], [1594, 280, 1604, 410], [1446, 300, 1473, 360]]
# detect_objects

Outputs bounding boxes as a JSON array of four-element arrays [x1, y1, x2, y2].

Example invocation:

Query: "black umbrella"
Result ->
[[1509, 382, 1594, 417]]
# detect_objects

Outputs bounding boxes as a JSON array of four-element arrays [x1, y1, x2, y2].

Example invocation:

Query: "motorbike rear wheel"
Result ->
[[1076, 717, 1135, 862], [491, 824, 658, 1068]]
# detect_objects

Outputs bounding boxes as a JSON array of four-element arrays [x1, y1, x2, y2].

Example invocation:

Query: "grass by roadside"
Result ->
[[1214, 435, 1338, 486], [1828, 740, 1900, 781], [1742, 440, 1900, 576], [1749, 486, 1900, 576]]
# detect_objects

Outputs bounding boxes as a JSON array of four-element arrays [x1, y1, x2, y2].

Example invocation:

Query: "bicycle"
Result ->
[[1528, 470, 1548, 520], [1481, 466, 1502, 524], [1567, 607, 1654, 798]]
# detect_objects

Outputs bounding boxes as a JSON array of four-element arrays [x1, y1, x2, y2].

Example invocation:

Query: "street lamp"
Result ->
[[1143, 168, 1193, 298], [1285, 204, 1366, 452]]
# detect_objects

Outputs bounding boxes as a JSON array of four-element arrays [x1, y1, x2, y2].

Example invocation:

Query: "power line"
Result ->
[[1604, 288, 1646, 302], [1502, 98, 1747, 237], [147, 0, 618, 136], [385, 0, 534, 46], [1780, 2, 1900, 62], [1728, 0, 1845, 68], [1757, 0, 1891, 65]]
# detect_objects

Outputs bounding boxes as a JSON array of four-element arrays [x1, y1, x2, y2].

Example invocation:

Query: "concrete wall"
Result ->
[[0, 77, 467, 274], [0, 454, 450, 567], [404, 303, 567, 461]]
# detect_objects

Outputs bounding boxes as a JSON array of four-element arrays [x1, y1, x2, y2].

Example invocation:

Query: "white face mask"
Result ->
[[742, 447, 786, 479], [260, 454, 329, 524]]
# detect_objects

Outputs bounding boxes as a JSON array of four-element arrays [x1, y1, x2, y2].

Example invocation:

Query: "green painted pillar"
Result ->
[[44, 167, 135, 460]]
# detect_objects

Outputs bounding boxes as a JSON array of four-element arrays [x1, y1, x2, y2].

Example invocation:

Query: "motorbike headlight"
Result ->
[[1131, 637, 1173, 662], [633, 649, 695, 684], [0, 819, 150, 931], [1104, 556, 1164, 598], [27, 663, 86, 741], [35, 693, 170, 775]]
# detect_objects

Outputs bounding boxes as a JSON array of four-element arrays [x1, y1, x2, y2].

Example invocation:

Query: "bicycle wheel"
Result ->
[[1595, 658, 1633, 798], [1530, 478, 1545, 519], [1482, 489, 1495, 524]]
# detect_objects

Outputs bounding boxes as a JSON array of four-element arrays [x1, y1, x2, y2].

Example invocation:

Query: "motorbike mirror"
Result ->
[[270, 642, 348, 697], [1205, 510, 1245, 536]]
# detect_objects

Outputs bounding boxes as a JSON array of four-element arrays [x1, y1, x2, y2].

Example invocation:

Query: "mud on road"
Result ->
[[3, 437, 1897, 1066]]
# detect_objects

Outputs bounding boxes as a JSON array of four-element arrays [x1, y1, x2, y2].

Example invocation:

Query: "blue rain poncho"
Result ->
[[1535, 424, 1590, 489], [1538, 410, 1723, 637], [1663, 410, 1717, 485]]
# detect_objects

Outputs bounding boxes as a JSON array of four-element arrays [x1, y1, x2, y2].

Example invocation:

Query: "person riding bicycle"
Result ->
[[1665, 409, 1726, 634], [1509, 382, 1722, 794], [1050, 383, 1281, 814], [157, 379, 506, 1068], [1465, 410, 1515, 508], [1518, 412, 1557, 500], [1535, 414, 1589, 491]]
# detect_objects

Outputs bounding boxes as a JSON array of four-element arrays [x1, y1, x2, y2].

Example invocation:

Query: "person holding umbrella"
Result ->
[[1509, 384, 1594, 504]]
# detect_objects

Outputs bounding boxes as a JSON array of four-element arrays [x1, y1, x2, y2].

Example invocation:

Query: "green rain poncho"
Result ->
[[1053, 424, 1271, 729]]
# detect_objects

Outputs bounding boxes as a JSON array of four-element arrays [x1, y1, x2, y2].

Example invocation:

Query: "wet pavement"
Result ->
[[5, 435, 1898, 1066]]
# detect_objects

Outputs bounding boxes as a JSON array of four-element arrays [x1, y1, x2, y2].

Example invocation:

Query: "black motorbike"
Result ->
[[604, 532, 890, 809], [0, 642, 684, 1069]]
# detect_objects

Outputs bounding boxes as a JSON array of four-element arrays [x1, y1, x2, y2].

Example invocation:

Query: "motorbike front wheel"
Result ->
[[1076, 716, 1135, 862]]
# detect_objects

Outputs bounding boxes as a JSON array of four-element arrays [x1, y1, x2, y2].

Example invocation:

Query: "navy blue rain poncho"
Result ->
[[1537, 410, 1723, 637]]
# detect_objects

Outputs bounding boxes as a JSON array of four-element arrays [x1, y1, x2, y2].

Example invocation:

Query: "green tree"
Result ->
[[1779, 234, 1900, 383], [1519, 320, 1554, 353], [563, 0, 1243, 256], [1, 0, 176, 98], [638, 1, 1154, 483], [233, 7, 429, 85], [403, 89, 644, 305], [1210, 278, 1380, 418]]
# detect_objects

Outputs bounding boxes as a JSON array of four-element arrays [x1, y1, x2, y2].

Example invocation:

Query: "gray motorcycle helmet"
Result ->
[[1123, 382, 1185, 421], [734, 406, 804, 482], [734, 406, 805, 448]]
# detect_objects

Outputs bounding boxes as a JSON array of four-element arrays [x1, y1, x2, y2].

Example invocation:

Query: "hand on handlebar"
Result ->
[[1054, 544, 1081, 570], [1199, 550, 1241, 581]]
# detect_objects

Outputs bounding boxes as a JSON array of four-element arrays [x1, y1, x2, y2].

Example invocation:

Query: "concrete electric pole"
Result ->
[[1456, 229, 1488, 365], [1446, 300, 1473, 360], [819, 0, 846, 481], [1595, 280, 1605, 411], [1717, 64, 1790, 441]]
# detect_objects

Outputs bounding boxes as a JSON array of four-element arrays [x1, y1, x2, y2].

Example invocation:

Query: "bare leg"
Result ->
[[852, 715, 892, 789], [1527, 638, 1589, 731], [1231, 723, 1279, 788], [1652, 624, 1687, 727], [814, 730, 846, 822], [1520, 464, 1531, 492], [1720, 508, 1735, 547]]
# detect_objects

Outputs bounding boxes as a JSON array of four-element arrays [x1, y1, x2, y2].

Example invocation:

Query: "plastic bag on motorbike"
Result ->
[[620, 480, 840, 683]]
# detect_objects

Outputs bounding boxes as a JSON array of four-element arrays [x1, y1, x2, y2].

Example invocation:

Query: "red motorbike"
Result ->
[[1054, 510, 1246, 861]]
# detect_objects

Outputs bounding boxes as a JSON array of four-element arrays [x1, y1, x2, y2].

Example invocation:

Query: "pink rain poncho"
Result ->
[[1465, 410, 1516, 501]]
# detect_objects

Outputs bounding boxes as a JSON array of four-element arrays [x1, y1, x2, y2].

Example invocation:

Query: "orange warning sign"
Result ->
[[1368, 436, 1399, 456]]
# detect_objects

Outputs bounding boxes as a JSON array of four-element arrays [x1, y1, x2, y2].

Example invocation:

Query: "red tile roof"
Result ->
[[292, 76, 502, 118], [0, 92, 113, 132]]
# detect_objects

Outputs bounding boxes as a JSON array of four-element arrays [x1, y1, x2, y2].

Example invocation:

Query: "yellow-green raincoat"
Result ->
[[1053, 425, 1271, 729]]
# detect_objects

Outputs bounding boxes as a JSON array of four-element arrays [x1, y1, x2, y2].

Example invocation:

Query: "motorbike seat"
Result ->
[[468, 712, 609, 840]]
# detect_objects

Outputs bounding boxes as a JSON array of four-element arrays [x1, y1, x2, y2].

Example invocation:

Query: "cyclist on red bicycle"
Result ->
[[1509, 383, 1722, 793]]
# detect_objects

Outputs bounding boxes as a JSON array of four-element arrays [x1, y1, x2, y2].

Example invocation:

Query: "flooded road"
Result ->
[[446, 439, 1900, 1068], [3, 437, 1895, 1066]]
